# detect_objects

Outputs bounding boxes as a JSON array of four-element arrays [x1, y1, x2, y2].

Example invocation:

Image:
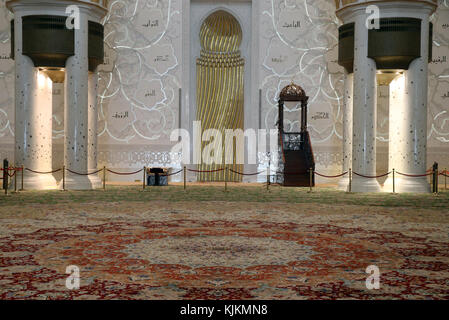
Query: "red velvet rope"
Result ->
[[2, 165, 438, 183], [315, 171, 348, 178], [67, 168, 104, 176], [107, 168, 144, 176], [353, 171, 391, 179], [396, 171, 433, 178], [161, 169, 183, 177], [276, 171, 309, 176], [229, 169, 264, 176], [25, 168, 62, 174], [188, 168, 225, 173]]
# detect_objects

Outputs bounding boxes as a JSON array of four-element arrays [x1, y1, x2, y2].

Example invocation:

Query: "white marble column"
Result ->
[[351, 14, 381, 193], [338, 72, 353, 191], [383, 18, 431, 193], [62, 11, 93, 190], [87, 72, 102, 188], [14, 16, 57, 190]]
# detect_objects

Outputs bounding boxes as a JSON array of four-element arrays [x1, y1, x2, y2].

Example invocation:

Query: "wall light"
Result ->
[[37, 70, 46, 88], [39, 67, 66, 83], [376, 69, 404, 86]]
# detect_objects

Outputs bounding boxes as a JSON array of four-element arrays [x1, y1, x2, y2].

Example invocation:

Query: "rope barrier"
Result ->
[[8, 167, 441, 180], [1, 167, 23, 171], [396, 171, 433, 178], [353, 171, 390, 179], [229, 169, 265, 176], [25, 168, 62, 174], [188, 168, 225, 173], [0, 167, 22, 178], [276, 171, 309, 176], [352, 171, 392, 179], [107, 168, 144, 176], [161, 169, 183, 177], [315, 171, 348, 179], [1, 164, 441, 193], [67, 168, 104, 176], [439, 171, 449, 178]]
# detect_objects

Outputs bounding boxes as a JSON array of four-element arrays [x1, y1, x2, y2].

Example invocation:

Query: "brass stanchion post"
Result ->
[[62, 165, 66, 191], [14, 164, 17, 193], [392, 169, 396, 194], [348, 168, 352, 193], [225, 167, 228, 192], [3, 159, 8, 196], [432, 169, 435, 194], [143, 166, 146, 190], [21, 165, 24, 191], [435, 169, 440, 194], [308, 167, 313, 193], [431, 162, 438, 194], [444, 168, 447, 190], [103, 166, 106, 190], [183, 166, 187, 190], [266, 168, 270, 191], [267, 160, 271, 191]]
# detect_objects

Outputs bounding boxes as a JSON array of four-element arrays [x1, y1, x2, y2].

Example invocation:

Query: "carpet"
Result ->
[[0, 201, 448, 299]]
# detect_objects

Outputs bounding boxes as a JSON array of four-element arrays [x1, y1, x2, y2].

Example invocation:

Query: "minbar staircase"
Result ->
[[277, 83, 315, 187], [281, 131, 315, 187]]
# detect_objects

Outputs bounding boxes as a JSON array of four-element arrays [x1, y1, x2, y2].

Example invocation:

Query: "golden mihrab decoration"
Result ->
[[196, 10, 244, 182]]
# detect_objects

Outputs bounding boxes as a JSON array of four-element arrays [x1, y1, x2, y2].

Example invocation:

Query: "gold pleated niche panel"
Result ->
[[196, 10, 245, 182]]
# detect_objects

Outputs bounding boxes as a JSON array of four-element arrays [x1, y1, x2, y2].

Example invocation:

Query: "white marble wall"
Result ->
[[259, 0, 344, 177], [97, 0, 181, 147]]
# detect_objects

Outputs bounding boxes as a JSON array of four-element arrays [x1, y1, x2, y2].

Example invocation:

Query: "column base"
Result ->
[[337, 175, 350, 192], [20, 172, 58, 190], [351, 176, 381, 193], [383, 176, 431, 194], [88, 173, 103, 189], [59, 173, 101, 190]]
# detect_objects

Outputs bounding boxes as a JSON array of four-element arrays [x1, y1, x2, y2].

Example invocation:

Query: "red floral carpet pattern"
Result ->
[[0, 201, 448, 299]]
